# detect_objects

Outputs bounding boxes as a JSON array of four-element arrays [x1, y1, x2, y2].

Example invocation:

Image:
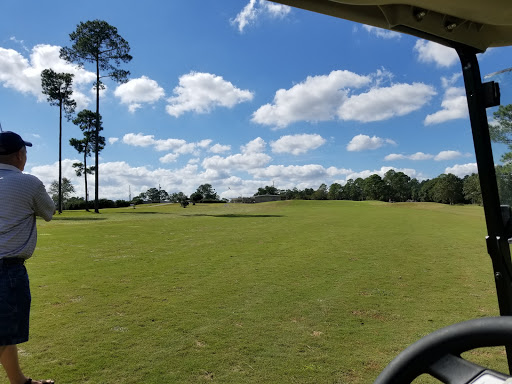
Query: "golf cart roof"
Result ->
[[270, 0, 512, 52]]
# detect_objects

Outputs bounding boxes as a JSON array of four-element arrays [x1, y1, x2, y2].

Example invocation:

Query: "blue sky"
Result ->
[[1, 0, 511, 200]]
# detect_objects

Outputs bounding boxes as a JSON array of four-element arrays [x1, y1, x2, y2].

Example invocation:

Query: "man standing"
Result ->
[[0, 131, 55, 384]]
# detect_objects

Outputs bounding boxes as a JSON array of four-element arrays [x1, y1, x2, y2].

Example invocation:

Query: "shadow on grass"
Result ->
[[116, 212, 174, 215], [52, 217, 107, 221], [185, 214, 284, 218]]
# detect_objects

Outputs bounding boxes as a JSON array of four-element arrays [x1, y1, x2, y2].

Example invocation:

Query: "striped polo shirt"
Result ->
[[0, 163, 55, 260]]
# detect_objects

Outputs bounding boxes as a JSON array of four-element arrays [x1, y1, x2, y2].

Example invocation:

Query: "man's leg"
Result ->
[[0, 344, 26, 384], [1, 266, 54, 384], [0, 345, 54, 384]]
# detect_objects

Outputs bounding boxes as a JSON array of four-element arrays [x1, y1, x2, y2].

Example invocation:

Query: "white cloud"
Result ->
[[166, 72, 253, 117], [231, 0, 259, 33], [128, 104, 141, 113], [92, 161, 202, 198], [231, 0, 291, 33], [347, 134, 396, 152], [30, 45, 96, 85], [0, 44, 95, 105], [410, 152, 433, 160], [414, 40, 459, 68], [202, 153, 271, 171], [31, 157, 428, 203], [108, 137, 119, 145], [338, 83, 436, 122], [153, 138, 189, 152], [202, 138, 270, 171], [372, 68, 395, 87], [122, 133, 186, 152], [253, 70, 435, 128], [209, 144, 231, 154], [424, 86, 468, 125], [252, 70, 371, 128], [9, 36, 29, 52], [31, 157, 240, 201], [30, 159, 78, 188], [72, 91, 92, 111], [264, 1, 291, 18], [0, 48, 42, 96], [363, 25, 401, 39], [385, 150, 467, 161], [441, 73, 462, 88], [445, 163, 477, 177], [31, 152, 352, 200], [122, 133, 159, 148], [384, 153, 406, 161], [159, 153, 179, 164], [30, 159, 246, 201], [197, 139, 212, 149], [174, 143, 200, 155], [434, 150, 463, 161], [249, 164, 351, 182], [121, 133, 213, 158], [271, 134, 326, 155], [241, 137, 266, 154], [114, 76, 165, 113], [385, 152, 433, 161], [345, 166, 421, 182]]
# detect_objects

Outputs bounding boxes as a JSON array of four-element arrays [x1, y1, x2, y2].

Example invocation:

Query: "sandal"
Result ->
[[25, 379, 55, 384]]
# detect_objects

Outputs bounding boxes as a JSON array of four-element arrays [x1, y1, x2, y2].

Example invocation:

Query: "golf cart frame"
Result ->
[[269, 0, 512, 380]]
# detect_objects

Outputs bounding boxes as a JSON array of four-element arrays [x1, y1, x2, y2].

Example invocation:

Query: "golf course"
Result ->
[[16, 200, 506, 383]]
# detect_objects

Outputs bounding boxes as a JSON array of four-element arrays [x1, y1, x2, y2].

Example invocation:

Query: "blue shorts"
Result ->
[[0, 263, 31, 346]]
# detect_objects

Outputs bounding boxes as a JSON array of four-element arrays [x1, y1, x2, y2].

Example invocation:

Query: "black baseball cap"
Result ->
[[0, 131, 33, 155]]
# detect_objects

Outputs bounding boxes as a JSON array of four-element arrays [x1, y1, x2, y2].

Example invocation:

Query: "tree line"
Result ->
[[257, 168, 509, 206], [132, 183, 221, 206], [49, 181, 225, 210], [50, 165, 511, 210]]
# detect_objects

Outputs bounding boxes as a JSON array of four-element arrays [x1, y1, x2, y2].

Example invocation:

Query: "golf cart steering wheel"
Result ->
[[374, 317, 512, 384]]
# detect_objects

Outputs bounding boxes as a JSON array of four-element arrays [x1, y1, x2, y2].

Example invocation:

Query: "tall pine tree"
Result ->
[[60, 20, 132, 213], [41, 69, 76, 214]]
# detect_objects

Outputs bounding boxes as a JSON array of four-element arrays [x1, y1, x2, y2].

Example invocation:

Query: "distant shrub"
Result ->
[[65, 198, 132, 210], [96, 199, 115, 209]]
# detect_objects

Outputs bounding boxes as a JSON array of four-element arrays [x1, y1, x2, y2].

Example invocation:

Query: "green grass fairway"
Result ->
[[14, 201, 505, 383]]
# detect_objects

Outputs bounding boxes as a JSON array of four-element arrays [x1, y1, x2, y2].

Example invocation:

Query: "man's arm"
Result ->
[[33, 181, 55, 221]]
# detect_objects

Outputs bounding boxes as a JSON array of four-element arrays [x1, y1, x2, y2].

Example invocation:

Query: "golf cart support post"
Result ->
[[269, 0, 512, 373]]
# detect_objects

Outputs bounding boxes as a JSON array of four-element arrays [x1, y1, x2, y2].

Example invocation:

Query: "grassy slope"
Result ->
[[13, 201, 503, 383]]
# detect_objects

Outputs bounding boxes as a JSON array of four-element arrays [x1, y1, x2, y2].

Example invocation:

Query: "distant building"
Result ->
[[254, 194, 281, 203]]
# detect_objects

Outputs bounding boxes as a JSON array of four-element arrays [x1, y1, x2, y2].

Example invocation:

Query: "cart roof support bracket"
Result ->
[[457, 46, 512, 372]]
